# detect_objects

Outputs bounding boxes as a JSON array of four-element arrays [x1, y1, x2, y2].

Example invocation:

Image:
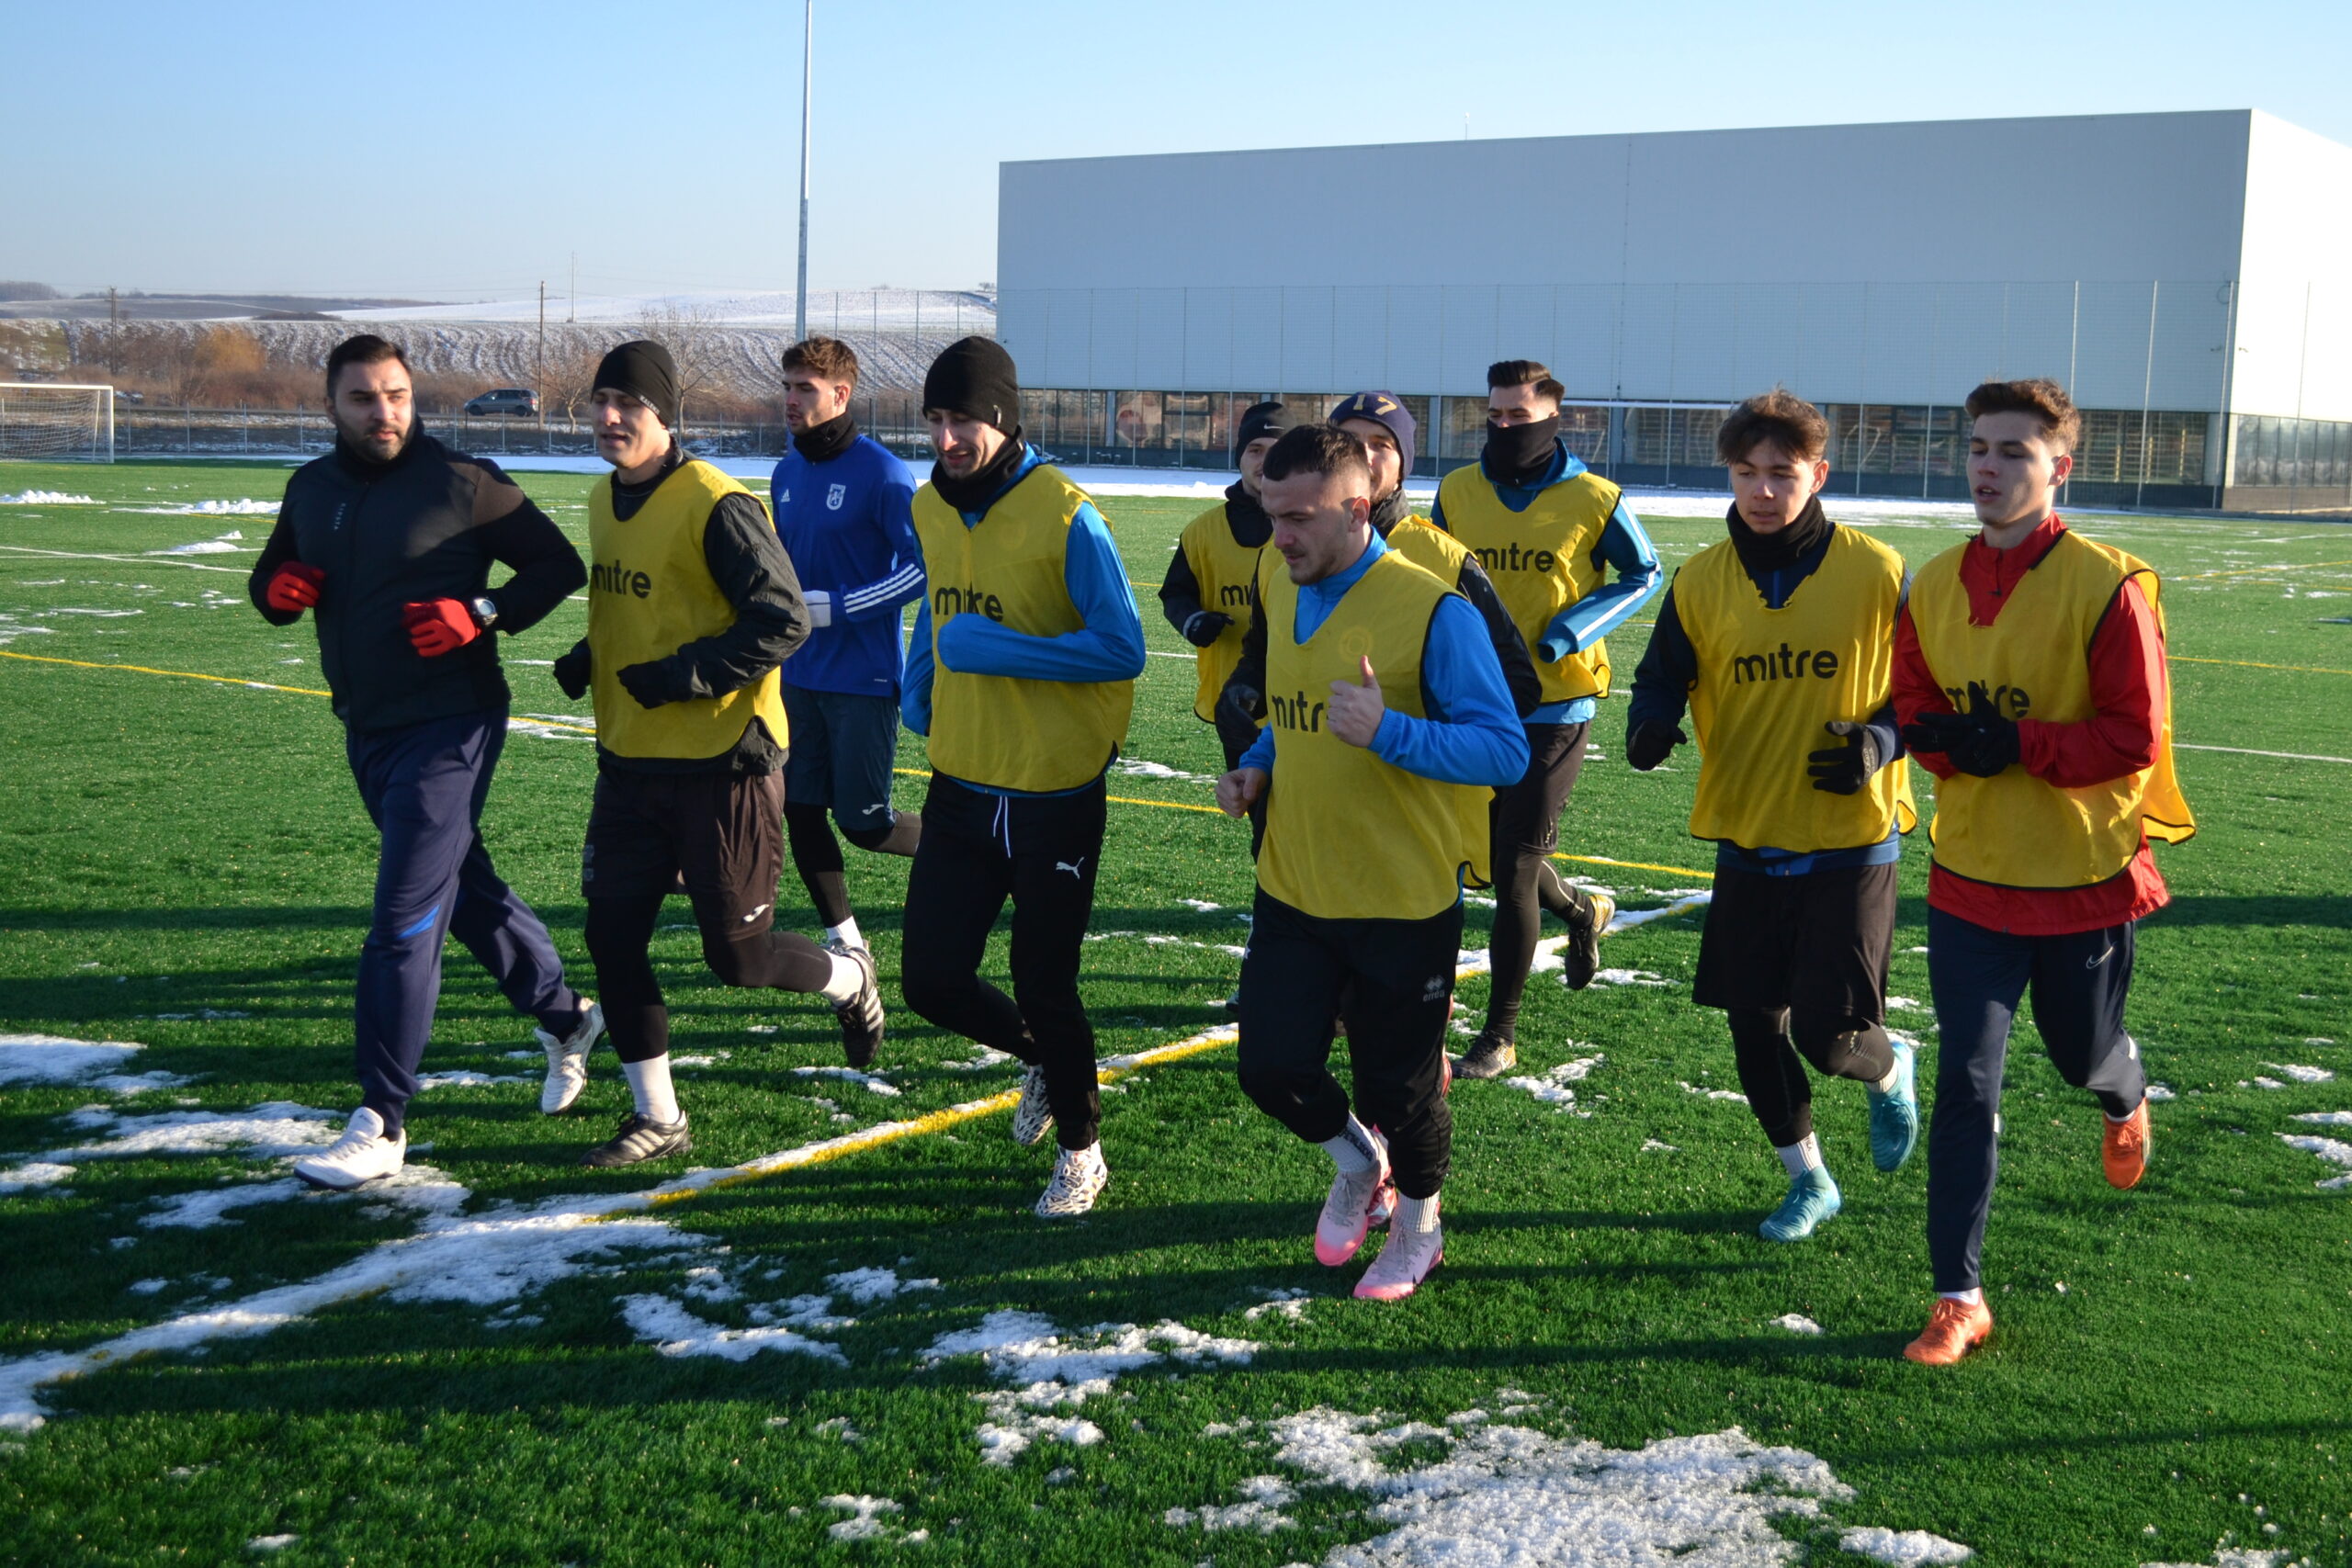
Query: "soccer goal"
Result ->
[[0, 383, 116, 462]]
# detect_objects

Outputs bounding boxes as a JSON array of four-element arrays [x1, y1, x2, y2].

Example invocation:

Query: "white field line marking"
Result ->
[[2176, 741, 2352, 765], [0, 545, 252, 576]]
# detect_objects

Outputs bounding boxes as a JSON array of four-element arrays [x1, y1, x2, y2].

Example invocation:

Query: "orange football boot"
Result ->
[[2103, 1098, 2151, 1190], [1902, 1296, 1994, 1365]]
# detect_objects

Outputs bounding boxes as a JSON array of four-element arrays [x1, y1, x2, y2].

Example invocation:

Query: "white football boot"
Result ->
[[1010, 1064, 1055, 1146], [1355, 1193, 1443, 1301], [292, 1107, 407, 1191], [1035, 1142, 1108, 1218], [537, 998, 606, 1114], [1315, 1129, 1393, 1266]]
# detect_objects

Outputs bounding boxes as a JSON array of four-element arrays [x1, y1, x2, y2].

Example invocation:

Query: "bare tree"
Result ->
[[635, 300, 724, 432]]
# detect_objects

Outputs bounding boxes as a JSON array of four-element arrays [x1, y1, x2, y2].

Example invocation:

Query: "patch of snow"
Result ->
[[244, 1535, 299, 1553], [2304, 1036, 2336, 1046], [1840, 1525, 1974, 1563], [0, 1163, 76, 1197], [0, 1034, 146, 1087], [825, 1266, 941, 1305], [1502, 1055, 1605, 1116], [820, 1495, 903, 1541], [1179, 898, 1222, 911], [616, 1293, 846, 1363], [814, 1416, 862, 1442], [1243, 1288, 1313, 1323], [414, 1071, 534, 1089], [2278, 1134, 2352, 1190], [1113, 756, 1213, 784], [1165, 1473, 1298, 1534], [146, 531, 249, 556], [1639, 1139, 1678, 1154], [2261, 1062, 2335, 1083], [1681, 1081, 1750, 1104], [2291, 1110, 2352, 1126], [1589, 968, 1674, 987], [1769, 1314, 1825, 1336], [2146, 1083, 2177, 1101], [1602, 891, 1713, 934], [790, 1065, 900, 1096], [36, 1102, 338, 1162], [129, 500, 279, 516], [0, 491, 99, 505], [946, 1043, 1020, 1072]]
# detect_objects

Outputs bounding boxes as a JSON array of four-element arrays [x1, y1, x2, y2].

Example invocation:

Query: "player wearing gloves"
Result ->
[[1431, 362, 1662, 1078], [769, 336, 925, 957], [1623, 391, 1920, 1245], [248, 334, 600, 1192], [1218, 424, 1529, 1302], [899, 337, 1147, 1219], [555, 340, 885, 1169], [1893, 379, 2193, 1365]]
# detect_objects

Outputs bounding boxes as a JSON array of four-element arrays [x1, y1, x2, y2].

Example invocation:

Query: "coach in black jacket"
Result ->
[[247, 334, 601, 1190]]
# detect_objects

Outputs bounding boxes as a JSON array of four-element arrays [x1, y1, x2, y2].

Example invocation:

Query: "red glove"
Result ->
[[401, 598, 481, 659], [264, 561, 325, 614]]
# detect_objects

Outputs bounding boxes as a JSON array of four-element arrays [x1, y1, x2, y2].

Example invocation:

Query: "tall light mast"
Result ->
[[794, 0, 812, 343]]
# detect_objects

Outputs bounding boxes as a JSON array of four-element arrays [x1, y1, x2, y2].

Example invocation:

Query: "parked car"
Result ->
[[463, 388, 539, 417]]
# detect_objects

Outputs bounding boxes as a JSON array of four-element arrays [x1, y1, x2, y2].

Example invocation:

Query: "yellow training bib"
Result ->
[[911, 463, 1136, 794], [1257, 547, 1492, 921], [1675, 527, 1917, 852], [1910, 529, 2194, 888], [587, 460, 788, 761], [1435, 463, 1618, 703], [1177, 500, 1263, 722]]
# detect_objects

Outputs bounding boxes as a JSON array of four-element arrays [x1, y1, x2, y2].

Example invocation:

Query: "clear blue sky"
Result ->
[[5, 0, 2348, 302]]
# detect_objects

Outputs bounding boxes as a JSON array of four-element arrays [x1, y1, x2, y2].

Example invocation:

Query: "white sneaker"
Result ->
[[1035, 1142, 1108, 1218], [293, 1107, 406, 1191], [1011, 1064, 1055, 1147], [536, 998, 605, 1114], [1355, 1198, 1443, 1301], [1314, 1133, 1393, 1267]]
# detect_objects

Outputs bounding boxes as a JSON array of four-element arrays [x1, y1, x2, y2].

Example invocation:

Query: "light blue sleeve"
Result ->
[[933, 501, 1148, 682], [899, 596, 934, 735], [1370, 594, 1531, 786], [1239, 724, 1276, 774], [1540, 499, 1664, 661]]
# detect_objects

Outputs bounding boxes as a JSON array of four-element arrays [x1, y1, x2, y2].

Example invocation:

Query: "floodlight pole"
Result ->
[[795, 0, 812, 344]]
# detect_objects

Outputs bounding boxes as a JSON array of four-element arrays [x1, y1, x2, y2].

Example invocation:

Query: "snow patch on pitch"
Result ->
[[1177, 1404, 1976, 1563], [2277, 1134, 2352, 1189], [127, 499, 279, 516], [1502, 1055, 1604, 1116], [0, 491, 99, 505], [790, 1066, 900, 1096], [0, 1034, 149, 1087], [146, 530, 247, 556], [617, 1293, 846, 1364], [35, 1102, 339, 1162]]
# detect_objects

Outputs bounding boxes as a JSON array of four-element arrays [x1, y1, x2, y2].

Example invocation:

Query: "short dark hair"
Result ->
[[1261, 423, 1371, 491], [1716, 389, 1829, 465], [1487, 359, 1565, 402], [1964, 378, 2081, 454], [782, 335, 859, 389], [326, 334, 410, 398]]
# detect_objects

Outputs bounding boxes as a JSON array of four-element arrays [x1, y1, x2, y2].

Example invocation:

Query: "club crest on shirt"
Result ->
[[1340, 627, 1374, 660], [827, 483, 846, 511]]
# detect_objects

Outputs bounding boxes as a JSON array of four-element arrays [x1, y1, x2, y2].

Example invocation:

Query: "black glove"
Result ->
[[1625, 719, 1687, 772], [552, 640, 593, 701], [1181, 610, 1233, 649], [1806, 719, 1882, 795], [1213, 681, 1264, 763], [1908, 682, 2019, 777], [615, 660, 675, 710]]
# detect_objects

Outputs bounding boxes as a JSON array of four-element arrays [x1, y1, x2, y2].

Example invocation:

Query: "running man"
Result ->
[[898, 337, 1146, 1218], [1161, 400, 1295, 777], [1431, 360, 1663, 1078], [1624, 391, 1921, 1243], [249, 333, 601, 1191], [1218, 424, 1528, 1301], [770, 335, 925, 956], [1894, 378, 2193, 1364], [556, 340, 885, 1168]]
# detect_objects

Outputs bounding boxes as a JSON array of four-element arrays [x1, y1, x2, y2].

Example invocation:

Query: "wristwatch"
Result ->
[[469, 596, 499, 630]]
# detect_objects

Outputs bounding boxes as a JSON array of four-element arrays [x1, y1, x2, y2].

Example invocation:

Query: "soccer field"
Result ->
[[1, 458, 2347, 1567]]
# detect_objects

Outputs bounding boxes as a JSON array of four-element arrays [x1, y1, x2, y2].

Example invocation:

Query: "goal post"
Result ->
[[0, 383, 116, 463]]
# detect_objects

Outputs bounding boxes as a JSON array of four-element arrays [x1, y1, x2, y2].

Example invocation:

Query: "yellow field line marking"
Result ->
[[1556, 852, 1715, 880], [2171, 655, 2352, 676], [0, 648, 335, 696]]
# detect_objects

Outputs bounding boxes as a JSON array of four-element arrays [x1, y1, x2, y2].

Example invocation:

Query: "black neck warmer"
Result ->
[[1726, 494, 1832, 576], [1224, 480, 1272, 548], [333, 422, 422, 480], [1481, 417, 1561, 488], [1369, 487, 1413, 537], [932, 431, 1027, 513], [793, 410, 858, 464]]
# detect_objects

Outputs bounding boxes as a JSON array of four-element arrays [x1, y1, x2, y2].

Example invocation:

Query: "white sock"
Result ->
[[622, 1055, 680, 1123], [1775, 1134, 1825, 1179], [1396, 1191, 1442, 1235], [817, 950, 865, 1007], [1872, 1061, 1902, 1094], [1319, 1114, 1382, 1177], [2105, 1097, 2143, 1123], [1939, 1287, 1983, 1306], [826, 917, 863, 950]]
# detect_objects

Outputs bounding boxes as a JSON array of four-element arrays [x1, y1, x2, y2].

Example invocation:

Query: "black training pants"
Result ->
[[1925, 906, 2147, 1292], [899, 773, 1105, 1151], [1482, 721, 1590, 1042], [1236, 889, 1461, 1200]]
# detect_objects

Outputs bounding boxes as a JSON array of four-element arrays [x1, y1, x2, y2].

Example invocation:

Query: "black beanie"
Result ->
[[594, 340, 681, 428], [1329, 390, 1417, 481], [922, 336, 1021, 435], [1232, 400, 1302, 461]]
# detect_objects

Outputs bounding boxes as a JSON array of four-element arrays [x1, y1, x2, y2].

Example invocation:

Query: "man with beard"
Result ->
[[769, 335, 925, 957], [899, 336, 1146, 1219], [249, 334, 601, 1191], [1431, 360, 1662, 1079]]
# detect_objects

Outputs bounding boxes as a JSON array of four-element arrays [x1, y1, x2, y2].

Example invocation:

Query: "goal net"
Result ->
[[0, 383, 115, 462]]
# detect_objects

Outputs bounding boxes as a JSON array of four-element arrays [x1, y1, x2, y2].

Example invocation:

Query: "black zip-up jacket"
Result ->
[[249, 433, 584, 731]]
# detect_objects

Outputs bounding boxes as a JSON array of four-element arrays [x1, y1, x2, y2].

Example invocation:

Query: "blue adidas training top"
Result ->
[[769, 434, 924, 697]]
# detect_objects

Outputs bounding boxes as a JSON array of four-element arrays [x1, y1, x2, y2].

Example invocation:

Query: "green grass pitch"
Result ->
[[0, 457, 2346, 1567]]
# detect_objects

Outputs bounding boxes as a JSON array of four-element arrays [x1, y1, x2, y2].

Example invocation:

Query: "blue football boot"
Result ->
[[1758, 1166, 1842, 1243], [1868, 1037, 1921, 1173]]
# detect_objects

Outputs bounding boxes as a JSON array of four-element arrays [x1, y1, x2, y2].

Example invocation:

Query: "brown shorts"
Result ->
[[1692, 860, 1897, 1020], [581, 767, 785, 933]]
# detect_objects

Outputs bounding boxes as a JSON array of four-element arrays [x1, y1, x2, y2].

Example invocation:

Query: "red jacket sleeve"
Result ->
[[1892, 604, 1957, 780], [2017, 576, 2163, 788]]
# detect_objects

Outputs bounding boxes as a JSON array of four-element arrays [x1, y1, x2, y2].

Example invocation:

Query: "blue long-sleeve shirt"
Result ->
[[900, 446, 1147, 790], [1238, 533, 1529, 787], [770, 434, 924, 696], [1430, 441, 1663, 726]]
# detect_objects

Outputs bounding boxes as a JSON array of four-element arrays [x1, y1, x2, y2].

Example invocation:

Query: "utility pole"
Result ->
[[795, 0, 812, 344], [569, 254, 576, 323], [537, 280, 547, 437], [107, 286, 119, 374]]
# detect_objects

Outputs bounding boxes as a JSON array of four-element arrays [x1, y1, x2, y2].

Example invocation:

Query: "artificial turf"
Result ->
[[0, 457, 2346, 1567]]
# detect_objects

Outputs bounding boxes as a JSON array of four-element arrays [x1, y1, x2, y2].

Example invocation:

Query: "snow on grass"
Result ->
[[2277, 1134, 2352, 1190], [244, 1535, 299, 1553], [1165, 1473, 1298, 1534], [34, 1101, 338, 1162], [0, 491, 98, 505], [142, 1164, 468, 1228], [2291, 1111, 2352, 1126], [414, 1071, 534, 1089], [1190, 1405, 1973, 1566], [790, 1066, 900, 1096], [2260, 1062, 2335, 1083], [0, 1034, 147, 1087], [616, 1294, 846, 1364], [820, 1495, 903, 1541], [1502, 1055, 1604, 1116], [1769, 1314, 1825, 1336], [127, 499, 279, 516], [1589, 968, 1674, 987], [146, 530, 247, 556], [1244, 1287, 1314, 1323], [1840, 1525, 1974, 1563], [1682, 1080, 1750, 1104], [1113, 756, 1214, 784], [0, 1163, 75, 1197], [1602, 891, 1713, 934], [824, 1266, 940, 1305]]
